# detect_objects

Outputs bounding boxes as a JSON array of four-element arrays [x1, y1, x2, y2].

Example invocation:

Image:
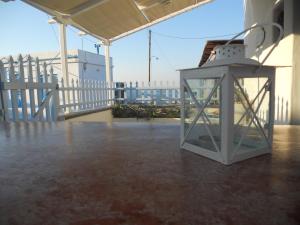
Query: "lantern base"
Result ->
[[181, 142, 271, 165]]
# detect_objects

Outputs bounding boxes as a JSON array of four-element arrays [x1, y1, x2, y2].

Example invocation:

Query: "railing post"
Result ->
[[281, 97, 284, 123], [61, 78, 66, 112], [105, 81, 108, 106], [93, 80, 97, 107], [35, 57, 43, 120], [76, 79, 80, 110], [27, 56, 36, 119], [285, 100, 289, 124], [135, 81, 138, 104], [111, 81, 114, 105], [18, 54, 28, 121], [87, 80, 91, 108], [276, 96, 280, 123], [43, 62, 51, 121], [81, 79, 86, 110], [50, 66, 59, 121], [159, 81, 163, 106], [129, 81, 132, 103], [0, 60, 9, 121], [96, 80, 100, 107], [72, 79, 76, 111], [9, 56, 19, 121]]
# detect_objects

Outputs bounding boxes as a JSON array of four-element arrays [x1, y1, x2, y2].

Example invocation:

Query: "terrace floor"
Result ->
[[0, 121, 299, 225]]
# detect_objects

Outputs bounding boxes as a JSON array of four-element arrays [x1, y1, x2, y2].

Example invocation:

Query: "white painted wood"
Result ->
[[8, 56, 19, 121], [50, 66, 58, 121], [81, 79, 86, 109], [221, 72, 233, 164], [92, 80, 96, 107], [97, 81, 101, 106], [61, 78, 66, 112], [59, 23, 71, 110], [268, 71, 276, 146], [43, 62, 51, 121], [76, 79, 82, 110], [104, 44, 111, 82], [180, 63, 276, 165], [0, 60, 9, 121], [18, 55, 28, 121], [35, 57, 43, 120], [72, 79, 76, 111], [27, 56, 36, 118]]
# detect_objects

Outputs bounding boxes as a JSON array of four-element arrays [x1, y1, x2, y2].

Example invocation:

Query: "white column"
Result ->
[[104, 44, 112, 82], [104, 43, 113, 105], [59, 23, 70, 104]]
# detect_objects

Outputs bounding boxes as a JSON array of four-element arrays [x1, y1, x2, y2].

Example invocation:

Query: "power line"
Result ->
[[152, 31, 239, 40], [152, 35, 177, 71], [47, 15, 60, 45]]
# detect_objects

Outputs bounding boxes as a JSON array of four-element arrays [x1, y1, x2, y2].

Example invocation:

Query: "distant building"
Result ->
[[2, 49, 113, 82]]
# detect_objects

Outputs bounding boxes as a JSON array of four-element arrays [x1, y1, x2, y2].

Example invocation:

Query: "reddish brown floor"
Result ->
[[0, 122, 300, 225]]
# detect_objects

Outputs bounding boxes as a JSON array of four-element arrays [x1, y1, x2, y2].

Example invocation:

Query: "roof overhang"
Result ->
[[21, 0, 213, 44]]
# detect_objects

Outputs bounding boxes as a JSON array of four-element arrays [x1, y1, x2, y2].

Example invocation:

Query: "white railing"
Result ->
[[0, 55, 59, 121], [59, 78, 114, 114], [0, 55, 112, 122], [3, 55, 288, 123], [258, 96, 289, 125], [115, 81, 180, 105], [275, 96, 289, 125]]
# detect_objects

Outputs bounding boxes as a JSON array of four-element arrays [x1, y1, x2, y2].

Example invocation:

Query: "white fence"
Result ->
[[0, 55, 113, 122], [0, 55, 289, 124], [115, 81, 180, 105], [257, 96, 289, 125], [275, 96, 289, 125], [59, 78, 114, 114]]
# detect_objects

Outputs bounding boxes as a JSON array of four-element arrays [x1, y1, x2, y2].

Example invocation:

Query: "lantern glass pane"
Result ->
[[233, 77, 270, 151], [183, 78, 221, 152]]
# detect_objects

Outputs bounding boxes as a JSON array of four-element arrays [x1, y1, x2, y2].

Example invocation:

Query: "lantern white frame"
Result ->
[[180, 64, 275, 165]]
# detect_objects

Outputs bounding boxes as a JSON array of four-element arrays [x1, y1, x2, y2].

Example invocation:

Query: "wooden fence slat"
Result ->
[[18, 55, 28, 120], [9, 56, 19, 121], [92, 80, 96, 107], [72, 79, 76, 111], [35, 57, 43, 120], [76, 80, 80, 109], [27, 56, 36, 119], [43, 62, 51, 121], [50, 66, 58, 121], [97, 81, 101, 106], [0, 60, 9, 121], [100, 81, 103, 106], [61, 78, 66, 112]]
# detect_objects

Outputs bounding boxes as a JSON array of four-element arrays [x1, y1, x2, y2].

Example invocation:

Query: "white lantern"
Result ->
[[179, 24, 283, 165]]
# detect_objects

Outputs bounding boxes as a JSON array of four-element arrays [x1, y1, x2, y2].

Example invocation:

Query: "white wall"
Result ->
[[77, 49, 113, 81], [244, 0, 297, 124]]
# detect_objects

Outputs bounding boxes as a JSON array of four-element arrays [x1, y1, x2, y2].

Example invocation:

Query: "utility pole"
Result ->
[[148, 29, 152, 83]]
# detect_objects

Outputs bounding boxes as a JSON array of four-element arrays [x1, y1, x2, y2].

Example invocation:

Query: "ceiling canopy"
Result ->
[[22, 0, 213, 43]]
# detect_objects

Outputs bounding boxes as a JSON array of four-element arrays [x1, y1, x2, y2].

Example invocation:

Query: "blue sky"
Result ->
[[0, 0, 244, 82]]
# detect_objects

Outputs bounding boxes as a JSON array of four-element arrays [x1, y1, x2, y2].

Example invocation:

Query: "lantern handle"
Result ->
[[225, 23, 284, 66]]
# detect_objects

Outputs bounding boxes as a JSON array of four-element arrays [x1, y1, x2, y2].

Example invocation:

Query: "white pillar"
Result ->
[[104, 44, 112, 82], [291, 0, 300, 124], [59, 23, 70, 104]]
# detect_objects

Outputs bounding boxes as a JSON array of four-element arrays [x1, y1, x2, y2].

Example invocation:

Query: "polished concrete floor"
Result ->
[[0, 122, 299, 225]]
